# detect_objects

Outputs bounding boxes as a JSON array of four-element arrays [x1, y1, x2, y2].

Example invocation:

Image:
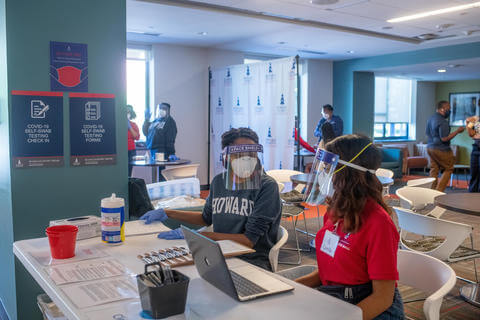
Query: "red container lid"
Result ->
[[46, 225, 79, 234]]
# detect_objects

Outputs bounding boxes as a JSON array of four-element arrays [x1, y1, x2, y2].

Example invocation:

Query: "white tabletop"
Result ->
[[14, 234, 361, 320]]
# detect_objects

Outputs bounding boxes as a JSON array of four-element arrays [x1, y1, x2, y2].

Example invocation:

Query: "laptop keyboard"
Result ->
[[230, 270, 268, 297]]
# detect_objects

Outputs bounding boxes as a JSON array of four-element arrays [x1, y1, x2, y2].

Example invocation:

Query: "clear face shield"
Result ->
[[223, 144, 264, 191], [304, 143, 376, 205], [155, 104, 169, 119]]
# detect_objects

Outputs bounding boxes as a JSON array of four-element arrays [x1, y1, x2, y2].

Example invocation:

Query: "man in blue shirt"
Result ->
[[426, 101, 465, 191], [314, 104, 343, 142]]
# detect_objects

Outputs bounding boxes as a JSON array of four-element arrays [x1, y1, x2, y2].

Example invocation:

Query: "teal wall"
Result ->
[[333, 41, 480, 136], [1, 1, 127, 319], [436, 79, 480, 165], [0, 0, 15, 318], [352, 72, 374, 136]]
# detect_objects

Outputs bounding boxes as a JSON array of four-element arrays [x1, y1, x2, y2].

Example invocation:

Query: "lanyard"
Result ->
[[333, 222, 351, 240]]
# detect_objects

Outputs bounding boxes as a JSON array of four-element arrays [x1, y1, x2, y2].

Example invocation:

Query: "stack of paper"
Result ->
[[124, 220, 170, 237]]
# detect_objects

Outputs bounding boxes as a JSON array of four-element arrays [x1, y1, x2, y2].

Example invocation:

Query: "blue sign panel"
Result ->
[[70, 93, 116, 166], [50, 41, 88, 92], [11, 90, 64, 168]]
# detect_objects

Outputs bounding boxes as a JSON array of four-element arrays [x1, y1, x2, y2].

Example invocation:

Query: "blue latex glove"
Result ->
[[168, 154, 179, 161], [157, 228, 184, 240], [127, 119, 132, 129], [144, 109, 151, 120], [139, 208, 167, 224]]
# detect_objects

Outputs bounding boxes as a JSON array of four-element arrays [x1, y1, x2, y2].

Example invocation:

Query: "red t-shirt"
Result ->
[[128, 121, 139, 151], [315, 198, 399, 286]]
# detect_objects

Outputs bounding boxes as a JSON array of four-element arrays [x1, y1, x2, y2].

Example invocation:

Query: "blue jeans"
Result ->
[[317, 282, 404, 319], [470, 143, 480, 193]]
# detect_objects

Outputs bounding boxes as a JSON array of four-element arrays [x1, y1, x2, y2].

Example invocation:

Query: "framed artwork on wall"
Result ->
[[449, 92, 480, 126]]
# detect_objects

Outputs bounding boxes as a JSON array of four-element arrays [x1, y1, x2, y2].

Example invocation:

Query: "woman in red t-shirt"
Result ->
[[127, 105, 140, 176], [296, 134, 404, 320]]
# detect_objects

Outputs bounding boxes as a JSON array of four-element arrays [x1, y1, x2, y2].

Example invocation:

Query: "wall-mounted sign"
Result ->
[[70, 93, 116, 166], [11, 90, 64, 168], [50, 41, 88, 92]]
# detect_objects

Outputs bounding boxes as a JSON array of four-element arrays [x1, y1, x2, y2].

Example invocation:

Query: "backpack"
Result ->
[[128, 177, 154, 219]]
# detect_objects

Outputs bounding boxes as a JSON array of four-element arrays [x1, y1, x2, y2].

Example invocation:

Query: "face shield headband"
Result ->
[[223, 144, 264, 191], [304, 142, 374, 205]]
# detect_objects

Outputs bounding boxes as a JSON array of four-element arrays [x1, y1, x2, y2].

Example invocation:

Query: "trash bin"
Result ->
[[37, 294, 68, 320]]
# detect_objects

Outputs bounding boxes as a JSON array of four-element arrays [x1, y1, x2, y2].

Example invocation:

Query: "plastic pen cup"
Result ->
[[45, 225, 78, 259]]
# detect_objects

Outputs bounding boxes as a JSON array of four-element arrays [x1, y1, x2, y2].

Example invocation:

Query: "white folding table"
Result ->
[[14, 234, 362, 320]]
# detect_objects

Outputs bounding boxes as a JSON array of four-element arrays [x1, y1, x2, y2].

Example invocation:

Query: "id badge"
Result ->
[[320, 230, 340, 258]]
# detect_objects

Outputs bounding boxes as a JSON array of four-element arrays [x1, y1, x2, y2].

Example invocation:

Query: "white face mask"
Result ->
[[322, 112, 330, 120], [231, 156, 257, 178], [159, 109, 167, 118]]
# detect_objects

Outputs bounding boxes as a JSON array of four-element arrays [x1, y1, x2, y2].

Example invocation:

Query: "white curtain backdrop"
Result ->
[[209, 57, 297, 177]]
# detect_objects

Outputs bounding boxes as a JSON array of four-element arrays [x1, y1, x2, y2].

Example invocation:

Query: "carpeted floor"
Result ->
[[276, 171, 480, 319]]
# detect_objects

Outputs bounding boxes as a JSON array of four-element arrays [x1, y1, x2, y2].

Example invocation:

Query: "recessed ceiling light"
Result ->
[[382, 26, 393, 30], [277, 41, 287, 45], [387, 1, 480, 23], [346, 50, 355, 54], [436, 23, 454, 29], [197, 31, 208, 36], [437, 69, 447, 73]]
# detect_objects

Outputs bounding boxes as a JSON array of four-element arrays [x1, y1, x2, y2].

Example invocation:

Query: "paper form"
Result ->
[[217, 240, 255, 256], [46, 259, 129, 285], [30, 246, 108, 266], [61, 276, 138, 309]]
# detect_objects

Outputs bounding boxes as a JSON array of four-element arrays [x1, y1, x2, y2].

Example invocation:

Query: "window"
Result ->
[[127, 47, 150, 140], [374, 77, 416, 140]]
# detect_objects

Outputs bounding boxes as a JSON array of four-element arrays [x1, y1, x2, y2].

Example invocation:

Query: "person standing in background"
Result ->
[[143, 102, 178, 160], [314, 104, 343, 143], [466, 115, 480, 192], [127, 105, 140, 177], [426, 101, 465, 191]]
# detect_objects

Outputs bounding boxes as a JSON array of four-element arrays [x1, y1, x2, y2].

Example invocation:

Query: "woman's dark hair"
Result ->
[[221, 127, 259, 149], [126, 105, 136, 119], [160, 102, 171, 110], [325, 134, 392, 233], [322, 104, 333, 112], [321, 121, 336, 144]]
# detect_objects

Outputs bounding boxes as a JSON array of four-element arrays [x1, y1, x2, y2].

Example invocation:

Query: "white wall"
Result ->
[[416, 81, 436, 143], [151, 44, 244, 185], [305, 59, 333, 145], [207, 49, 244, 69], [301, 59, 335, 145]]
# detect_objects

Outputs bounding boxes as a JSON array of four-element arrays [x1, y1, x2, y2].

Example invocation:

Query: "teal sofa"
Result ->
[[380, 148, 403, 178]]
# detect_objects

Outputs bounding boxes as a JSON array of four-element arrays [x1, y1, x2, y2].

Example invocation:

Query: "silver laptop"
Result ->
[[181, 226, 294, 301]]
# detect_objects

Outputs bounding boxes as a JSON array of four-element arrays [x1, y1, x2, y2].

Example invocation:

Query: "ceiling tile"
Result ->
[[372, 0, 465, 12], [335, 1, 414, 20]]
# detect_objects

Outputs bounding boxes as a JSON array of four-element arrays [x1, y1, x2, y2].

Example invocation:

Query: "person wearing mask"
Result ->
[[143, 103, 178, 160], [314, 104, 343, 142], [139, 127, 282, 271], [295, 134, 404, 320], [127, 105, 140, 177], [426, 101, 465, 191], [466, 115, 480, 192]]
